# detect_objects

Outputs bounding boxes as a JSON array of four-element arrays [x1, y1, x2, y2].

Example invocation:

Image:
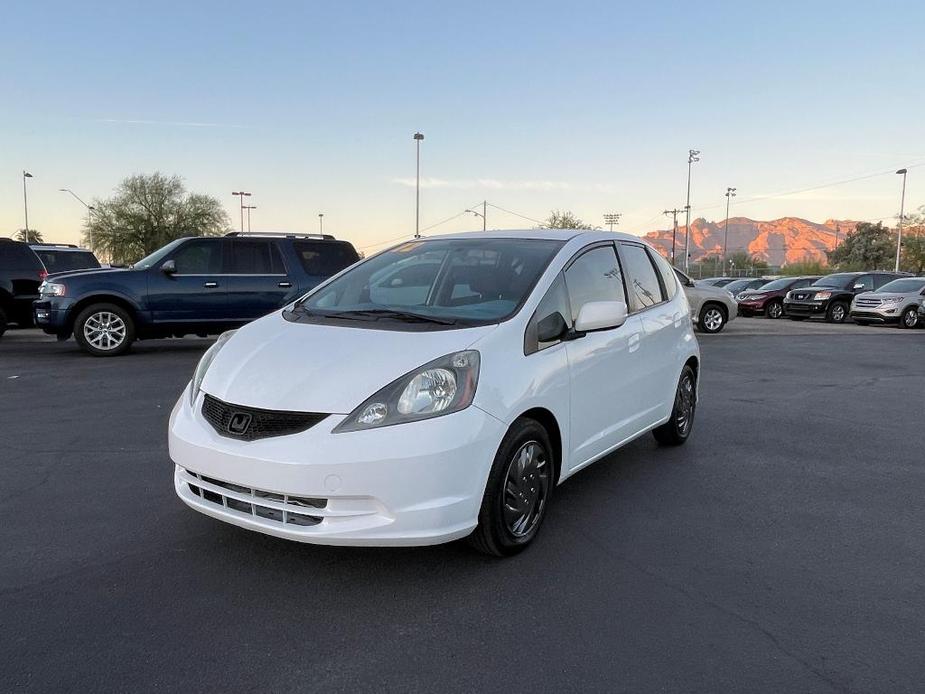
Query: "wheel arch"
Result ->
[[516, 407, 563, 485], [68, 294, 141, 331]]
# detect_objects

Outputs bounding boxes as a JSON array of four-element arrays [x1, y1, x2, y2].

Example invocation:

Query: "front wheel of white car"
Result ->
[[469, 418, 554, 557], [653, 365, 697, 446]]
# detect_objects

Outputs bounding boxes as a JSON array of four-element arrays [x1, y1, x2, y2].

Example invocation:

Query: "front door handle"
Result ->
[[203, 281, 219, 288], [278, 281, 292, 288]]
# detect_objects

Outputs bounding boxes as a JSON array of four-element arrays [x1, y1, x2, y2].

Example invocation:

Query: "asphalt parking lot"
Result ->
[[2, 321, 924, 693]]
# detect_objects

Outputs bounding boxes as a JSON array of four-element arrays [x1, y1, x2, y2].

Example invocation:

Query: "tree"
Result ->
[[542, 209, 596, 229], [86, 173, 230, 265], [781, 260, 828, 276], [826, 221, 894, 271], [15, 229, 43, 243], [899, 205, 925, 273]]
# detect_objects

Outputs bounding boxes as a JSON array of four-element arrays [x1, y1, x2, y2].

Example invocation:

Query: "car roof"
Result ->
[[424, 229, 647, 243], [30, 244, 93, 252]]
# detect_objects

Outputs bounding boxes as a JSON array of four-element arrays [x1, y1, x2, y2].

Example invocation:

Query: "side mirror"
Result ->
[[574, 300, 628, 333], [536, 312, 568, 342], [853, 283, 864, 290], [160, 260, 177, 275]]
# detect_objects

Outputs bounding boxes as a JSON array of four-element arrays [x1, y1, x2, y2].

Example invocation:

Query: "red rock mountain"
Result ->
[[643, 217, 860, 267]]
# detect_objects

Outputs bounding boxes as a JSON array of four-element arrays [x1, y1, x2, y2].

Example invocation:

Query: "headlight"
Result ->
[[880, 296, 902, 304], [39, 281, 66, 297], [189, 330, 236, 405], [815, 291, 831, 300], [334, 350, 480, 433]]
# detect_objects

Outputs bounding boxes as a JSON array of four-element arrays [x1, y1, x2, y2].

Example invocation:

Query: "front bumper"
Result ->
[[169, 386, 507, 546], [783, 300, 827, 317], [849, 309, 899, 323], [33, 298, 74, 332], [737, 299, 767, 315]]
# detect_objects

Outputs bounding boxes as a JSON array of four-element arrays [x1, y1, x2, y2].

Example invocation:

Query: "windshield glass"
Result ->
[[813, 273, 855, 289], [756, 277, 794, 291], [724, 279, 757, 293], [876, 278, 925, 293], [133, 239, 185, 269], [299, 238, 564, 325]]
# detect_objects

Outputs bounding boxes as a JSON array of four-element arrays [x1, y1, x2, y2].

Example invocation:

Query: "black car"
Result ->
[[33, 232, 360, 356], [783, 271, 909, 323], [0, 238, 47, 337], [31, 243, 101, 273]]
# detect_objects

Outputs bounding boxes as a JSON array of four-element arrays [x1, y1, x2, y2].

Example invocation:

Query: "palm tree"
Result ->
[[15, 229, 44, 243]]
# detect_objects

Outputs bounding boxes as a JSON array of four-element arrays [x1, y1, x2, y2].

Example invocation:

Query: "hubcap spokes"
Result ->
[[769, 303, 781, 318], [832, 306, 844, 321], [84, 312, 126, 350], [704, 309, 722, 331], [675, 375, 695, 434], [904, 311, 916, 327], [502, 441, 549, 538]]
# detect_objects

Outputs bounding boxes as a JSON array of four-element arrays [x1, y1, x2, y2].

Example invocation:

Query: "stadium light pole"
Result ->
[[895, 169, 907, 271], [684, 149, 701, 273], [23, 171, 34, 235], [723, 187, 737, 266], [603, 213, 621, 232], [231, 191, 251, 233], [413, 132, 424, 238]]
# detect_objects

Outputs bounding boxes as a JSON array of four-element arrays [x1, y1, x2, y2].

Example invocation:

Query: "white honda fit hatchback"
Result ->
[[169, 230, 700, 556]]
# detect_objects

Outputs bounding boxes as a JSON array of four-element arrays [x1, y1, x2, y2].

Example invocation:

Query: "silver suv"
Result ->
[[674, 268, 737, 333], [850, 277, 925, 328]]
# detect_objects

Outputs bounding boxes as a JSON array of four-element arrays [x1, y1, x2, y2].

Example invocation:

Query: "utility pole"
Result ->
[[895, 168, 908, 272], [482, 200, 486, 231], [684, 149, 701, 273], [603, 213, 621, 231], [723, 187, 737, 267], [231, 191, 251, 233], [22, 171, 33, 235], [663, 208, 683, 265], [413, 132, 424, 238]]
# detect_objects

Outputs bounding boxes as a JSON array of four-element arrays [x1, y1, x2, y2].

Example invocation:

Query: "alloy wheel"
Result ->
[[83, 311, 127, 351], [767, 302, 782, 319], [703, 308, 724, 331], [902, 308, 918, 328], [502, 441, 549, 538]]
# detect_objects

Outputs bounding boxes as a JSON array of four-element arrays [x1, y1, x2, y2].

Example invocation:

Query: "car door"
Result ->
[[147, 239, 228, 323], [562, 243, 648, 472], [222, 239, 293, 321]]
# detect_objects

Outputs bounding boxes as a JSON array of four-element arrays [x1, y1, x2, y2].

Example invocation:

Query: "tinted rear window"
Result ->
[[0, 241, 43, 270], [35, 249, 101, 272], [293, 241, 360, 276]]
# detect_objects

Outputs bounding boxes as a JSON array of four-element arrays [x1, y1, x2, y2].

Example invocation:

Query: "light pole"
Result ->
[[663, 208, 683, 264], [243, 205, 256, 233], [684, 149, 701, 273], [59, 188, 95, 249], [413, 132, 424, 238], [23, 171, 33, 236], [723, 187, 737, 267], [466, 202, 487, 231], [603, 213, 621, 231], [231, 191, 251, 233], [318, 213, 324, 236], [895, 168, 908, 272]]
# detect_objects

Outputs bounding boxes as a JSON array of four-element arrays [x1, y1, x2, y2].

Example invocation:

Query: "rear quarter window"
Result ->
[[293, 241, 360, 276], [0, 242, 43, 271]]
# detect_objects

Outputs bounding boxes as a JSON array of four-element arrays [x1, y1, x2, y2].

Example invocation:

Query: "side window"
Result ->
[[228, 240, 285, 274], [562, 245, 626, 320], [171, 240, 222, 274], [524, 274, 571, 355], [293, 241, 360, 277], [618, 242, 666, 312], [873, 274, 893, 289], [854, 274, 874, 291], [649, 248, 678, 299], [792, 278, 814, 289]]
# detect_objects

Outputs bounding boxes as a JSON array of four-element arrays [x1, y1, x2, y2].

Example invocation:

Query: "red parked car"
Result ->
[[736, 275, 821, 319]]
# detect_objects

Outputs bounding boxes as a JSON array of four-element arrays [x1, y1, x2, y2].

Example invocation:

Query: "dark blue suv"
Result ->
[[33, 232, 360, 356]]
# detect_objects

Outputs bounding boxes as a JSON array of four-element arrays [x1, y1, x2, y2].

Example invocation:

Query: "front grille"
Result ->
[[186, 470, 325, 527], [793, 292, 811, 301], [201, 394, 327, 441], [855, 298, 883, 308]]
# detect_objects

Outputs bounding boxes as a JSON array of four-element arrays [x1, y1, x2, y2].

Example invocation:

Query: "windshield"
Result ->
[[756, 277, 794, 291], [133, 239, 186, 269], [724, 279, 757, 293], [298, 238, 564, 325], [876, 278, 925, 293], [813, 273, 855, 289]]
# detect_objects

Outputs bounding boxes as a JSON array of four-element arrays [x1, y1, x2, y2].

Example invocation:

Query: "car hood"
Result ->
[[200, 312, 498, 413], [854, 291, 909, 302]]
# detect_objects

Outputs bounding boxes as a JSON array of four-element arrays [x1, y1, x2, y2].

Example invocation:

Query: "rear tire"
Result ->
[[826, 301, 848, 323], [468, 418, 554, 557], [765, 300, 784, 319], [899, 306, 918, 329], [74, 303, 136, 356], [698, 304, 727, 333], [653, 365, 697, 446]]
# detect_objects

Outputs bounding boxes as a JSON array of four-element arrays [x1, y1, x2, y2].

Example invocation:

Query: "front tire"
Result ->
[[899, 306, 918, 329], [74, 303, 136, 356], [826, 301, 848, 323], [469, 418, 554, 557], [765, 299, 784, 319], [653, 365, 697, 446], [698, 304, 727, 333]]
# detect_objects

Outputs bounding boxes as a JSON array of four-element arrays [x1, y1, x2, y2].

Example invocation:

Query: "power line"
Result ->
[[485, 202, 545, 226]]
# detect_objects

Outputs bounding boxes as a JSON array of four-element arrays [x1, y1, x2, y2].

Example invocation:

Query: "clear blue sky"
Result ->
[[2, 0, 923, 250]]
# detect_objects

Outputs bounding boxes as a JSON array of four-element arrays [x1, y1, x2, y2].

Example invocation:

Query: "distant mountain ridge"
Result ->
[[643, 217, 861, 267]]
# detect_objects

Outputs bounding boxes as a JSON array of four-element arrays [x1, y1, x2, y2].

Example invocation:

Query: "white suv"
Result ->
[[169, 231, 700, 556]]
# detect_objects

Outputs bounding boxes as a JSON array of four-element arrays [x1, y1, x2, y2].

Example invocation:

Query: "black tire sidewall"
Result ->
[[765, 300, 783, 319], [900, 307, 917, 329], [74, 303, 135, 356], [653, 364, 697, 445], [698, 304, 726, 333], [826, 302, 848, 323]]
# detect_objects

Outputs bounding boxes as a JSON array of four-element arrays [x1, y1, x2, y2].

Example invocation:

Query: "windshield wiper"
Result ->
[[324, 309, 459, 325]]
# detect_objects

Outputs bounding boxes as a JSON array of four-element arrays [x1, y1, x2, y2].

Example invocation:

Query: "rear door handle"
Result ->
[[278, 281, 292, 288], [203, 281, 219, 288]]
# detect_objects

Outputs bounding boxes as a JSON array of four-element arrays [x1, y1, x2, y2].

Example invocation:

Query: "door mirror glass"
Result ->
[[853, 282, 864, 290], [536, 311, 568, 342], [160, 259, 177, 275], [574, 300, 628, 332]]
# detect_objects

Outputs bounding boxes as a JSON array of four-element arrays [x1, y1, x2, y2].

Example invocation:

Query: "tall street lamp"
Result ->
[[466, 202, 487, 231], [231, 191, 251, 233], [23, 171, 33, 235], [723, 187, 737, 266], [603, 213, 621, 232], [243, 205, 257, 233], [895, 168, 908, 272], [684, 149, 701, 273], [59, 188, 95, 249], [413, 132, 424, 238], [318, 213, 324, 236]]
